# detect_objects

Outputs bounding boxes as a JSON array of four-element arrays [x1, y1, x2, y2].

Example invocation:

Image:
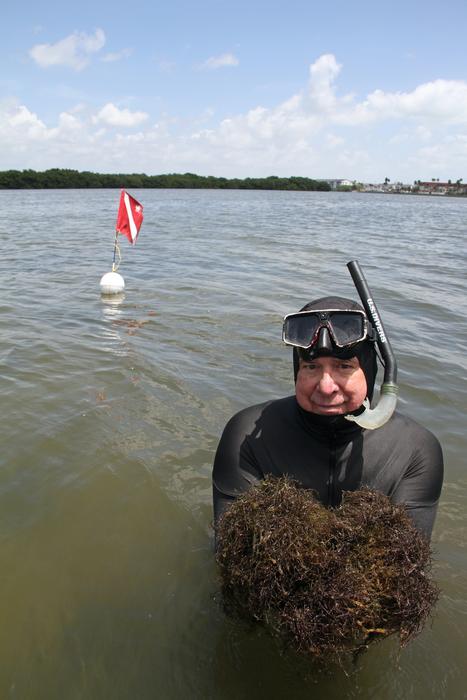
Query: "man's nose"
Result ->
[[318, 371, 339, 394]]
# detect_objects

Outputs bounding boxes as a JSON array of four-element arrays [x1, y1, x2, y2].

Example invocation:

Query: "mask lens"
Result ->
[[283, 314, 321, 348], [329, 312, 365, 346]]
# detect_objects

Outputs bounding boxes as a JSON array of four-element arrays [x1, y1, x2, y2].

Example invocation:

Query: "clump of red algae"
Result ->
[[215, 476, 439, 665]]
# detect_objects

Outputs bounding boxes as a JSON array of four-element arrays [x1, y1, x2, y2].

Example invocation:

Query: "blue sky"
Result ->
[[2, 0, 467, 182]]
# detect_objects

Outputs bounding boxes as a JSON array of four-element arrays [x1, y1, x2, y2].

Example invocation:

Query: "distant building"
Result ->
[[415, 181, 467, 195], [359, 180, 467, 195], [361, 181, 413, 193], [321, 179, 354, 190]]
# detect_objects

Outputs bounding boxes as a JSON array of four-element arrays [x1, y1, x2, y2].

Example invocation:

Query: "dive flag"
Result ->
[[116, 190, 144, 244]]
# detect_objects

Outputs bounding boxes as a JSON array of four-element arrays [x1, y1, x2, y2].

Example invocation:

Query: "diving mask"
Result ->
[[282, 309, 375, 350]]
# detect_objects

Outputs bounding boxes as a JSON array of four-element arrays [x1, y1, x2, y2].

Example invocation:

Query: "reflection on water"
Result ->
[[0, 189, 465, 698], [101, 292, 126, 307], [100, 293, 127, 348]]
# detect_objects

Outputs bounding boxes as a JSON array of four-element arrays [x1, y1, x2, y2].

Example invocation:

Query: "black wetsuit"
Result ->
[[212, 396, 444, 540]]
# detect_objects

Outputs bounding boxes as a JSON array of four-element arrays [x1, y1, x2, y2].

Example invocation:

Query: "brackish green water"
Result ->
[[0, 189, 465, 699]]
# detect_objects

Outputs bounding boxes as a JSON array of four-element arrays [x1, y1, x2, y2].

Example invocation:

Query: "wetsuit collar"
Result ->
[[295, 399, 364, 442]]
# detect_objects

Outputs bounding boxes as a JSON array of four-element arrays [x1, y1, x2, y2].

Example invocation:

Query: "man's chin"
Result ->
[[312, 404, 346, 415]]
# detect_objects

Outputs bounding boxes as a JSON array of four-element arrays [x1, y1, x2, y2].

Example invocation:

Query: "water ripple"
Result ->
[[0, 189, 465, 698]]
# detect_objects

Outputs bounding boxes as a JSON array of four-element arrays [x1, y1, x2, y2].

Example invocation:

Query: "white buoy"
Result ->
[[100, 271, 125, 295]]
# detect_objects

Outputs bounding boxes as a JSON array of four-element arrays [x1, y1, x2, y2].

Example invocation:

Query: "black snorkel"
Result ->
[[345, 260, 399, 429]]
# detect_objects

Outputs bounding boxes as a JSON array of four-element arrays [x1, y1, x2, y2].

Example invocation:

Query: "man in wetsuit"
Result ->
[[212, 296, 444, 541]]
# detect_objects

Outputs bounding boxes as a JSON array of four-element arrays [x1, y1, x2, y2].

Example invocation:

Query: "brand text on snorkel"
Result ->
[[367, 298, 386, 343]]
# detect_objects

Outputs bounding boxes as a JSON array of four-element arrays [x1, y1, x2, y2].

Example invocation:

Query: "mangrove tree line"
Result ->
[[0, 169, 331, 191]]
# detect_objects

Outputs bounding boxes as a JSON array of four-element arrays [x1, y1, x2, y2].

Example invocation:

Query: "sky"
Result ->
[[3, 0, 467, 183]]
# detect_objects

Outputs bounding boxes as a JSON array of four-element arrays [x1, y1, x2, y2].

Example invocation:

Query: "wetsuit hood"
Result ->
[[292, 296, 378, 403]]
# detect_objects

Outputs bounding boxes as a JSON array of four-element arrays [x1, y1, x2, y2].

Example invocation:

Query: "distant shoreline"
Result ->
[[2, 170, 465, 197], [0, 169, 331, 192]]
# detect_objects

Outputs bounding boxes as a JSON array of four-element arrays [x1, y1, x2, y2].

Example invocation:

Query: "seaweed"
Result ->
[[215, 477, 439, 664]]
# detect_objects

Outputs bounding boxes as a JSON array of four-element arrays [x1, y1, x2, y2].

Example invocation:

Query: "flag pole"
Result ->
[[112, 230, 119, 272]]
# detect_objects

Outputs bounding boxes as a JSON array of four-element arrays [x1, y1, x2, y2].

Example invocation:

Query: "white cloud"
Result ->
[[335, 79, 467, 126], [199, 53, 239, 70], [416, 125, 432, 141], [57, 112, 82, 131], [29, 29, 105, 71], [5, 102, 48, 140], [326, 133, 345, 148], [102, 48, 132, 63], [307, 53, 342, 111], [182, 54, 467, 177], [92, 103, 149, 127], [4, 53, 467, 181]]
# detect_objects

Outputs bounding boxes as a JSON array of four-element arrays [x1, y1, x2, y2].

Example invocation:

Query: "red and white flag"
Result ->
[[116, 190, 144, 244]]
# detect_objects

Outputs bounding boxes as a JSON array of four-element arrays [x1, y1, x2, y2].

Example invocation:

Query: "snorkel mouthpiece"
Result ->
[[344, 260, 399, 430]]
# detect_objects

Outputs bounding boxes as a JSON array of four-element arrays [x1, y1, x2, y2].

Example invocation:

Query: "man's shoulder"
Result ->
[[378, 411, 442, 450], [390, 410, 435, 432], [223, 396, 296, 434]]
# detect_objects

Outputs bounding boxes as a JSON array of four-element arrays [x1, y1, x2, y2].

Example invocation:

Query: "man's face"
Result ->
[[295, 355, 367, 415]]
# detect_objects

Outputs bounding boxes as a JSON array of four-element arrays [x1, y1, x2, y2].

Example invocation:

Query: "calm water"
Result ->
[[0, 189, 465, 699]]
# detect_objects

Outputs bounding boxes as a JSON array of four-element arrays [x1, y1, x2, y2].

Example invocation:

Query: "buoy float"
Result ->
[[100, 271, 125, 295], [99, 190, 144, 297]]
